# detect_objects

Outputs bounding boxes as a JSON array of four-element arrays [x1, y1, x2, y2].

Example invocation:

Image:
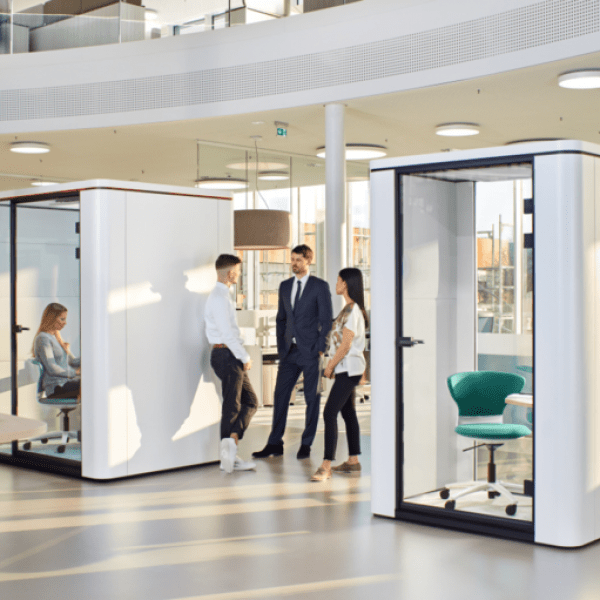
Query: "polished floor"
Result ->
[[0, 404, 599, 600]]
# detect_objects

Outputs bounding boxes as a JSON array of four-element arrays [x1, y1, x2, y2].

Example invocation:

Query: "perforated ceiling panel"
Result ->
[[1, 0, 598, 122]]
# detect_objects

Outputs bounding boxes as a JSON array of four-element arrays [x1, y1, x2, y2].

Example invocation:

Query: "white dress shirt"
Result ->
[[291, 273, 310, 309], [205, 282, 250, 364]]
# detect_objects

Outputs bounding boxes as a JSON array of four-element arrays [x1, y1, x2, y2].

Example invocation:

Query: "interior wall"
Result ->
[[534, 153, 597, 547], [81, 187, 231, 479]]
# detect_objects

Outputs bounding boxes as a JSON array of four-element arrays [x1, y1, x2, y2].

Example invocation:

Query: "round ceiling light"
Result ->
[[316, 144, 387, 160], [145, 8, 158, 20], [435, 123, 480, 137], [258, 171, 289, 181], [10, 142, 51, 154], [227, 161, 287, 171], [195, 177, 248, 190], [558, 70, 600, 89], [31, 180, 56, 187]]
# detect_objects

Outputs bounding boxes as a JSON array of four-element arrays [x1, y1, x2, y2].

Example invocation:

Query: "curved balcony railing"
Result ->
[[0, 0, 360, 55]]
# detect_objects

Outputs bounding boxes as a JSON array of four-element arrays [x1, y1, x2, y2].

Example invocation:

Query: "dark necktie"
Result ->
[[293, 281, 302, 314]]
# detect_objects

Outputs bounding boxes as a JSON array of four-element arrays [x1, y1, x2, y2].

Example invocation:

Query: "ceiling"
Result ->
[[1, 49, 600, 194]]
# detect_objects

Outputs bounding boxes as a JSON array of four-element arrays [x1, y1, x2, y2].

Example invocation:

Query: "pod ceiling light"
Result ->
[[10, 142, 51, 154], [195, 177, 248, 190], [31, 180, 56, 187], [258, 171, 289, 181], [436, 123, 480, 137], [558, 70, 600, 89], [316, 143, 387, 160]]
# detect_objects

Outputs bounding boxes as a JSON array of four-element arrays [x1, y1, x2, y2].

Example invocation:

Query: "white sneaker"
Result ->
[[220, 438, 237, 474], [220, 456, 257, 471]]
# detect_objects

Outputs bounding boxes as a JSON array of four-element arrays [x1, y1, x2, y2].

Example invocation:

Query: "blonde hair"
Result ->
[[32, 303, 69, 356]]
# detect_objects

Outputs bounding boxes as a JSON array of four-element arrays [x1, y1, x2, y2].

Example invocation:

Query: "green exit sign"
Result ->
[[277, 128, 287, 137]]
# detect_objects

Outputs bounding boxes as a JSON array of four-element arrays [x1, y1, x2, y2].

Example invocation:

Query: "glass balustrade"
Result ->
[[0, 0, 360, 55]]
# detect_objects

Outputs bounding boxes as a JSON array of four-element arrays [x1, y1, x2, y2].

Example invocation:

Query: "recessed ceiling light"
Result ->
[[258, 171, 289, 181], [10, 141, 51, 154], [251, 121, 265, 125], [31, 180, 55, 187], [145, 8, 158, 20], [558, 70, 600, 89], [316, 144, 387, 160], [347, 175, 370, 182], [227, 161, 287, 171], [195, 177, 248, 190], [435, 123, 480, 137]]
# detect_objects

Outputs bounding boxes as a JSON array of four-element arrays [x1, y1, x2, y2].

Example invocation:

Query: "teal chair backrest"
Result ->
[[447, 371, 526, 417], [30, 359, 45, 398]]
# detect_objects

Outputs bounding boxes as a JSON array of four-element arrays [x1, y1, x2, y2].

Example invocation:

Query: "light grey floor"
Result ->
[[0, 403, 599, 600]]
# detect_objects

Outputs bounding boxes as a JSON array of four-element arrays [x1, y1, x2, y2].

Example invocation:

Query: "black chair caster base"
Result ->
[[439, 488, 450, 500], [23, 442, 32, 450], [57, 445, 66, 454], [445, 500, 456, 510], [505, 504, 517, 516]]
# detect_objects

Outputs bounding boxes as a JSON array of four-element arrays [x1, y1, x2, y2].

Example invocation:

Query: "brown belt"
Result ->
[[213, 344, 228, 349]]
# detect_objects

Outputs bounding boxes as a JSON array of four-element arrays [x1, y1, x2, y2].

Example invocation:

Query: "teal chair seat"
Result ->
[[455, 423, 532, 440]]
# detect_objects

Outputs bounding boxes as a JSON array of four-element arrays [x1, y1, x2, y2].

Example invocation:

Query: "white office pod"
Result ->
[[370, 141, 600, 547], [0, 181, 231, 479]]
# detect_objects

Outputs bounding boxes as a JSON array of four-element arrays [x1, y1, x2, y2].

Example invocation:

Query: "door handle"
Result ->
[[398, 337, 425, 348], [14, 325, 30, 333]]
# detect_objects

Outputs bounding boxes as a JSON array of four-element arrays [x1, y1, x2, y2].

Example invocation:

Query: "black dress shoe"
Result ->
[[252, 443, 284, 458], [297, 444, 311, 459]]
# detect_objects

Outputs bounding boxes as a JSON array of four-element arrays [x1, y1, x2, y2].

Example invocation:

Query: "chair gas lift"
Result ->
[[370, 140, 600, 548]]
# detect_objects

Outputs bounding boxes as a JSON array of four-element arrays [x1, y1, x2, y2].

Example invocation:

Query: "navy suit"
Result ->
[[268, 275, 333, 447]]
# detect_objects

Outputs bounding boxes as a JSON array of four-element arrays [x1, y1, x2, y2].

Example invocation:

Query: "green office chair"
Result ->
[[23, 359, 80, 454], [439, 371, 531, 516]]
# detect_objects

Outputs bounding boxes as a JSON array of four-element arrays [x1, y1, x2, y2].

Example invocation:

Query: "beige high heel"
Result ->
[[310, 467, 332, 481]]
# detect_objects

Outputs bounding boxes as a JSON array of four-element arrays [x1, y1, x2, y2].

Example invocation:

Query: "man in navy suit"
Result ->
[[253, 244, 333, 459]]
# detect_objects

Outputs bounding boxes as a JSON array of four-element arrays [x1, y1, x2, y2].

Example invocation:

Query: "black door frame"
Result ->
[[392, 155, 535, 542], [2, 193, 82, 477]]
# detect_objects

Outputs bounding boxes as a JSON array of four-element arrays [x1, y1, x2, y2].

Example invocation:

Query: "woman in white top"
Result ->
[[311, 268, 368, 481]]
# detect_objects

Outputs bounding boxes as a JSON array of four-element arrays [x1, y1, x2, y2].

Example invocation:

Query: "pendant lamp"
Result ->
[[232, 140, 292, 251]]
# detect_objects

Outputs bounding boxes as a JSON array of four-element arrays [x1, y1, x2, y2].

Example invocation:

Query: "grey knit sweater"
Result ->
[[34, 332, 80, 396]]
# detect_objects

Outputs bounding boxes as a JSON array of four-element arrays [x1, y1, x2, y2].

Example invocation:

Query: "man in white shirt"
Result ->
[[205, 254, 257, 474]]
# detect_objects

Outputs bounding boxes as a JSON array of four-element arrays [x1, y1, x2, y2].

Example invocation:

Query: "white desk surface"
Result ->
[[0, 413, 47, 444], [506, 393, 533, 408]]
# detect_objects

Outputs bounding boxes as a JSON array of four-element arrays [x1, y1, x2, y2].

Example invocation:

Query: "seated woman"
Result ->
[[32, 303, 81, 400]]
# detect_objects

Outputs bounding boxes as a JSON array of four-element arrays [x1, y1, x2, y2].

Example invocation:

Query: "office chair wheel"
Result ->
[[439, 488, 450, 499], [57, 445, 66, 454], [488, 491, 500, 499], [23, 441, 31, 450], [505, 504, 517, 516], [41, 438, 48, 444], [445, 500, 456, 510]]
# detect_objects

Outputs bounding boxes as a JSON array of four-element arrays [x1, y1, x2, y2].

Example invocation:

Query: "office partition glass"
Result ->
[[399, 162, 533, 526], [14, 197, 81, 464], [0, 202, 10, 451]]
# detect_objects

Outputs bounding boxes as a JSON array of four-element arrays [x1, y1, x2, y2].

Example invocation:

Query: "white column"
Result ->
[[325, 102, 347, 314]]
